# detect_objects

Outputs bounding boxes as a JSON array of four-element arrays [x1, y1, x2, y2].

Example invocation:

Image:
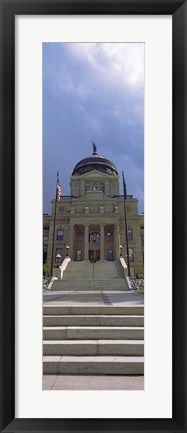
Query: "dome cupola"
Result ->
[[72, 142, 118, 176]]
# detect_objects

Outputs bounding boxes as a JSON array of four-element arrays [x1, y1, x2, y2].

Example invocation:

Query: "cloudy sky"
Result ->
[[43, 43, 144, 214]]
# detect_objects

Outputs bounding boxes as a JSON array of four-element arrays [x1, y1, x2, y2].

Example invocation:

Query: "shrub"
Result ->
[[133, 263, 144, 279], [43, 262, 50, 277]]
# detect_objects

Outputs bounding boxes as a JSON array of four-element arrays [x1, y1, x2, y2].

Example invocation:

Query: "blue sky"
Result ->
[[43, 43, 144, 214]]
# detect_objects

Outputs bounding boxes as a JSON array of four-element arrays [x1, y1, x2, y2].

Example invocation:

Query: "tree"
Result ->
[[43, 262, 50, 277], [133, 263, 144, 279]]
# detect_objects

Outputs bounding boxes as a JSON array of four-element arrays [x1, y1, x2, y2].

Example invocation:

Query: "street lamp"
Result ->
[[66, 245, 70, 256], [107, 231, 111, 241], [56, 253, 61, 267], [119, 245, 123, 257]]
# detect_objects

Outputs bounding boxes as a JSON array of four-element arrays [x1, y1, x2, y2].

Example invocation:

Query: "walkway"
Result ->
[[43, 290, 144, 307], [43, 373, 144, 390]]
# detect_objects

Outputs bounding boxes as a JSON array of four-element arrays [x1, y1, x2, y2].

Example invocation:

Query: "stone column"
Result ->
[[100, 224, 105, 260], [84, 224, 89, 260], [115, 224, 120, 259], [69, 224, 74, 260]]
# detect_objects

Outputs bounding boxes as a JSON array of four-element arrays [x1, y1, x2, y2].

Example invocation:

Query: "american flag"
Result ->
[[56, 173, 61, 202]]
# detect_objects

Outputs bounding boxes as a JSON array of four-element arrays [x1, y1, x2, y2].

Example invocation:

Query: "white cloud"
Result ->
[[69, 43, 144, 92]]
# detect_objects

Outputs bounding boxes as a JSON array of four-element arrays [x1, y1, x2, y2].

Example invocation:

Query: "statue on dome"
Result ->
[[92, 140, 97, 154]]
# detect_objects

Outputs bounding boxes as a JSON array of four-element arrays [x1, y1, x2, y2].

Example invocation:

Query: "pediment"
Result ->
[[72, 170, 118, 180]]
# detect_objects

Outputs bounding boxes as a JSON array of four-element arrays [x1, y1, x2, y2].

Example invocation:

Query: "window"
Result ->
[[55, 248, 63, 263], [100, 182, 105, 193], [85, 181, 103, 192], [129, 248, 134, 262], [57, 229, 64, 241], [128, 229, 133, 240], [92, 182, 98, 191], [43, 235, 48, 246], [89, 232, 100, 242], [85, 182, 90, 192]]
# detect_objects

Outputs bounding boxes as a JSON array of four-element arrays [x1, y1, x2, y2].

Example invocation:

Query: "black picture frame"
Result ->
[[0, 0, 186, 432]]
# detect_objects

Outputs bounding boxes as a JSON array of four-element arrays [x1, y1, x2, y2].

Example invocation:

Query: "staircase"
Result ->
[[43, 260, 144, 377], [63, 260, 93, 280], [43, 304, 144, 375], [51, 260, 129, 291]]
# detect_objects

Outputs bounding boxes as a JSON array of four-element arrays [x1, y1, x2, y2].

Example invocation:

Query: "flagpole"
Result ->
[[50, 172, 59, 277], [122, 171, 130, 277]]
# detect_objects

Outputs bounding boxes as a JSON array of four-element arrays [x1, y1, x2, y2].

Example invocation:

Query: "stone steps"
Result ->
[[53, 260, 128, 291], [43, 314, 144, 327], [51, 279, 128, 291], [43, 355, 144, 375], [43, 326, 144, 340], [43, 339, 144, 356], [63, 276, 125, 281], [62, 261, 92, 280], [51, 286, 128, 291], [43, 292, 144, 376], [43, 305, 144, 316], [54, 279, 127, 284], [62, 260, 125, 281]]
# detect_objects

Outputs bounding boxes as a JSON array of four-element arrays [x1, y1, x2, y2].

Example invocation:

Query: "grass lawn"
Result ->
[[133, 289, 144, 294]]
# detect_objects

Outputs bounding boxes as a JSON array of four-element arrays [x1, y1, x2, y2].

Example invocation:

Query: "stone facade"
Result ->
[[43, 150, 144, 275]]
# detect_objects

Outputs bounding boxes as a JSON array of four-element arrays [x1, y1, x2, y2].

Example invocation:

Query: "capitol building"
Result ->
[[43, 144, 144, 276]]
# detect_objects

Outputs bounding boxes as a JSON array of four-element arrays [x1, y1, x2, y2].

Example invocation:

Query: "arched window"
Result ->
[[92, 182, 98, 191], [85, 182, 90, 192], [100, 182, 105, 193], [89, 232, 100, 242]]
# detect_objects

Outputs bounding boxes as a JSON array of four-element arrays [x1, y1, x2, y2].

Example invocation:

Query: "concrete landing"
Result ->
[[43, 290, 144, 307], [43, 374, 144, 390]]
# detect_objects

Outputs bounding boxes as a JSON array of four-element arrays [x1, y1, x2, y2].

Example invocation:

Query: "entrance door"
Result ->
[[89, 250, 100, 262], [89, 250, 94, 262], [76, 249, 82, 261], [95, 250, 100, 261], [107, 249, 113, 261]]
